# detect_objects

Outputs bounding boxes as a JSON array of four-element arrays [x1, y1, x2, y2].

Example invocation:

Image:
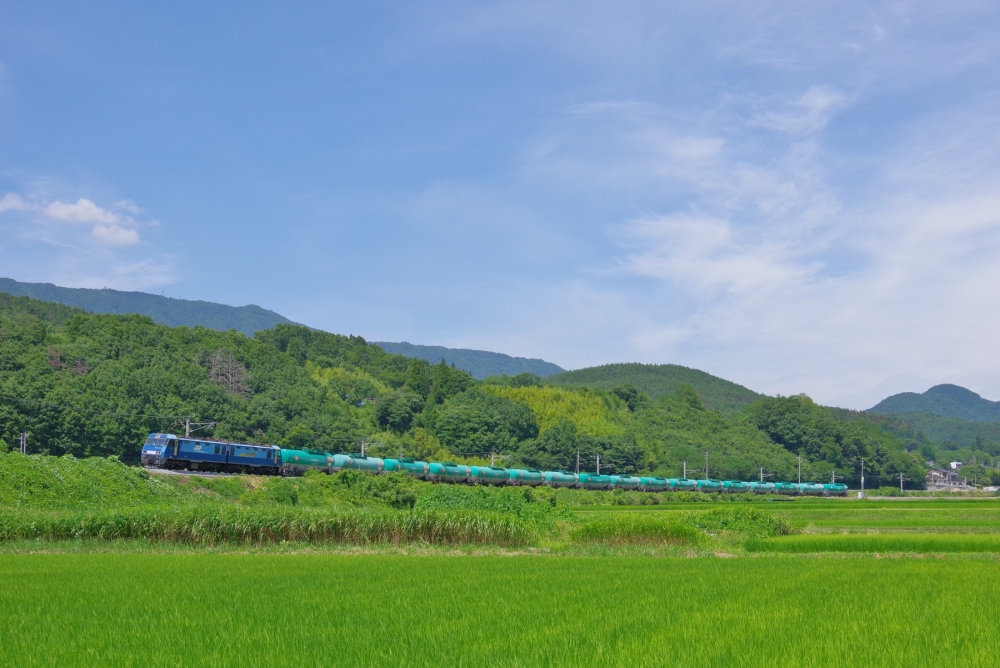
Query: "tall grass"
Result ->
[[746, 533, 1000, 553], [685, 506, 791, 538], [0, 506, 532, 546], [571, 513, 703, 546]]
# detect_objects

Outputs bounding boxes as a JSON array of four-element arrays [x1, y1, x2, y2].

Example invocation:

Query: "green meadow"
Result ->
[[3, 554, 999, 667], [5, 455, 1000, 665]]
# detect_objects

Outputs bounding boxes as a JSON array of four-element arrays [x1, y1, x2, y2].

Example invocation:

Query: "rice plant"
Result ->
[[3, 554, 1000, 666], [746, 533, 1000, 553]]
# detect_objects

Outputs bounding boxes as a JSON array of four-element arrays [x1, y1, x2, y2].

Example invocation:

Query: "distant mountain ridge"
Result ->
[[546, 362, 763, 417], [869, 384, 1000, 423], [0, 277, 295, 338], [375, 341, 565, 379]]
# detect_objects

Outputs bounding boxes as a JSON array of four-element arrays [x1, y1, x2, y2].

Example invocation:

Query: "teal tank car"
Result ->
[[508, 469, 544, 486], [280, 449, 335, 475], [427, 462, 471, 483], [639, 477, 668, 492], [823, 483, 848, 497], [469, 466, 508, 486], [342, 454, 384, 473], [616, 476, 640, 490], [669, 478, 697, 492], [581, 474, 613, 490], [749, 482, 775, 494], [774, 482, 800, 495], [382, 458, 430, 479], [801, 483, 825, 496], [543, 471, 578, 487], [696, 479, 723, 493], [724, 480, 749, 493]]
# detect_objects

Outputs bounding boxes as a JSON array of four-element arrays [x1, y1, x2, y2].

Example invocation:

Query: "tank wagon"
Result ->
[[140, 433, 849, 496]]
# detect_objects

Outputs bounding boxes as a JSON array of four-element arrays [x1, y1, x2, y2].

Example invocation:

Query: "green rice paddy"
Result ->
[[4, 485, 1000, 665], [3, 554, 999, 667], [747, 532, 1000, 553]]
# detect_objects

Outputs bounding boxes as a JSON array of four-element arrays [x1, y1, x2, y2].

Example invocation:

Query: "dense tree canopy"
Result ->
[[0, 293, 934, 486]]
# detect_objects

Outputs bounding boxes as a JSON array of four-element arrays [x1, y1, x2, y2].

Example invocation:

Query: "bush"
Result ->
[[0, 453, 178, 508]]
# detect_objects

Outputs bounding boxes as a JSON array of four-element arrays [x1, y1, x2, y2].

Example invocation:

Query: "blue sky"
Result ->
[[2, 1, 1000, 408]]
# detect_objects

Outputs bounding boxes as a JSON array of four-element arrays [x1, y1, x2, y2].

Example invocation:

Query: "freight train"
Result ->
[[139, 433, 849, 496]]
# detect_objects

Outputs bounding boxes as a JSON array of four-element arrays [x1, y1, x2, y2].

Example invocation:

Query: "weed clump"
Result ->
[[685, 506, 790, 538], [571, 513, 703, 546]]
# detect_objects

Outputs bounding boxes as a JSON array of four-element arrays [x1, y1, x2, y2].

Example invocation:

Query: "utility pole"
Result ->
[[760, 466, 764, 483], [19, 432, 28, 455], [860, 459, 865, 498], [798, 455, 802, 484], [683, 460, 688, 480], [704, 451, 709, 480], [576, 451, 580, 475], [180, 417, 216, 439], [361, 440, 366, 457], [898, 472, 910, 492], [491, 451, 495, 467], [831, 469, 836, 484], [596, 454, 600, 475]]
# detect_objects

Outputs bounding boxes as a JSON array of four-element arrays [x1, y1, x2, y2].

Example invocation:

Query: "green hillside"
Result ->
[[890, 412, 1000, 450], [0, 277, 294, 337], [376, 341, 564, 379], [0, 293, 929, 486], [869, 384, 1000, 423], [546, 363, 763, 417]]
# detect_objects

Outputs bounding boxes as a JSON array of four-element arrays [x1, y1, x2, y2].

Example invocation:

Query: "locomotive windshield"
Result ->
[[144, 437, 168, 447]]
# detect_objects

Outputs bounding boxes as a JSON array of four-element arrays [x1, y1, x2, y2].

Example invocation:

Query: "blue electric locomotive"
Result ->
[[140, 433, 280, 474]]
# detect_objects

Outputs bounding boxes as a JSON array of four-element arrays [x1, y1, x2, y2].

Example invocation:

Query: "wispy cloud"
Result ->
[[0, 189, 171, 287], [3, 193, 144, 247], [91, 223, 140, 246], [44, 198, 121, 225]]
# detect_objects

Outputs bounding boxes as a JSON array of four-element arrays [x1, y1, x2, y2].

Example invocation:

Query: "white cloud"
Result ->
[[619, 215, 812, 298], [113, 199, 142, 215], [44, 198, 120, 224], [91, 224, 140, 246], [751, 87, 850, 135], [0, 192, 29, 213]]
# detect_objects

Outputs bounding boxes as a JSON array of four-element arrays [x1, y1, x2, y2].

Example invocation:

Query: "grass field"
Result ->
[[3, 553, 1000, 667], [574, 498, 1000, 531], [5, 456, 1000, 665]]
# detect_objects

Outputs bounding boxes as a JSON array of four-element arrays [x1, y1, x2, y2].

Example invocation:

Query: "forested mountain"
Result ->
[[375, 341, 565, 379], [546, 363, 762, 417], [0, 277, 294, 337], [0, 292, 932, 488], [869, 384, 1000, 422], [878, 412, 1000, 453]]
